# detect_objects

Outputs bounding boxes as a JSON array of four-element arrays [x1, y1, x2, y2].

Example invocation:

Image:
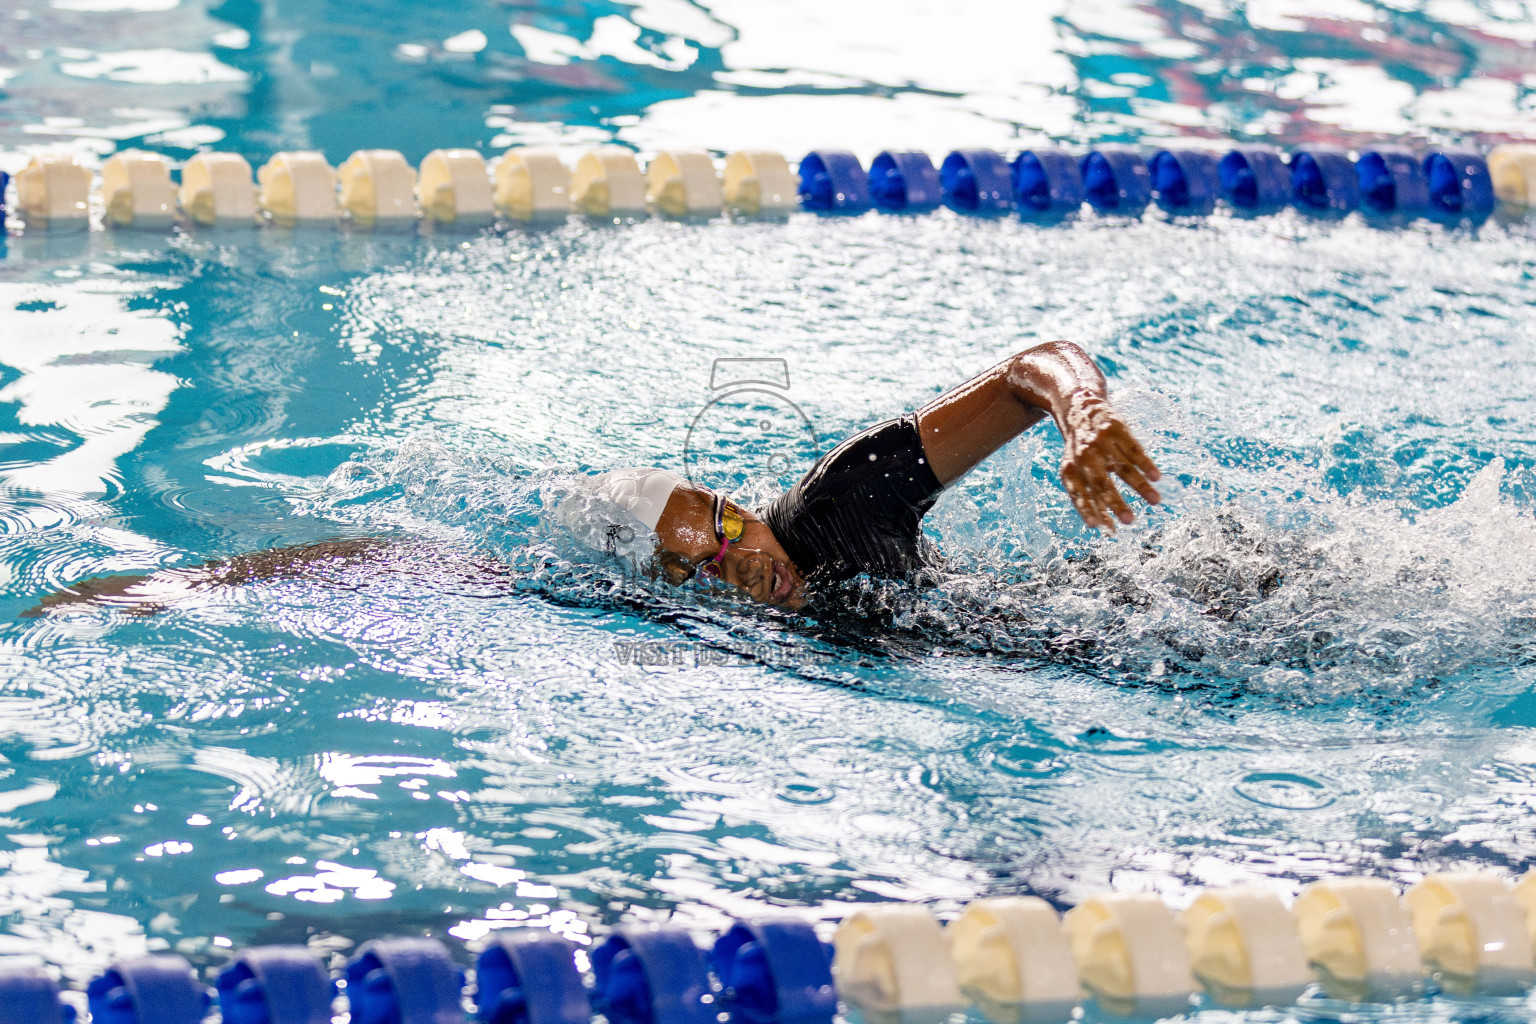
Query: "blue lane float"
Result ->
[[345, 938, 466, 1024], [796, 151, 871, 214], [868, 150, 941, 214], [711, 920, 836, 1024], [1423, 148, 1495, 224], [476, 931, 591, 1024], [0, 963, 75, 1024], [1290, 145, 1359, 219], [1080, 147, 1151, 215], [1218, 146, 1290, 214], [1148, 149, 1219, 216], [1010, 149, 1084, 223], [216, 947, 333, 1024], [87, 956, 212, 1024], [939, 149, 1014, 215], [1357, 146, 1430, 220], [593, 927, 716, 1024]]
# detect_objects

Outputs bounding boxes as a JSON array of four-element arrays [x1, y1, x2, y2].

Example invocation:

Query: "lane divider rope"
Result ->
[[1, 143, 1524, 235], [2, 870, 1534, 1024]]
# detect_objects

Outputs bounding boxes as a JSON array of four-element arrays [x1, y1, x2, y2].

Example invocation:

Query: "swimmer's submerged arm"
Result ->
[[915, 341, 1162, 531], [21, 538, 395, 617]]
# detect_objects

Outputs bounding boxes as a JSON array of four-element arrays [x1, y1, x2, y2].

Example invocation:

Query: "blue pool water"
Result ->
[[3, 0, 1536, 1017]]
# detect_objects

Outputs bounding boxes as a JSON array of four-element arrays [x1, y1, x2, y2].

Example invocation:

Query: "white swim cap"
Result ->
[[552, 468, 686, 566], [591, 468, 684, 532]]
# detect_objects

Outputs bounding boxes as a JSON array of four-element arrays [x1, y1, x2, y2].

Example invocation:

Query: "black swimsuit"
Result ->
[[759, 414, 946, 582]]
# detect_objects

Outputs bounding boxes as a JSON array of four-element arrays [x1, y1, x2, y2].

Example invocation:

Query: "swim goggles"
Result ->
[[700, 491, 746, 580], [653, 492, 745, 585]]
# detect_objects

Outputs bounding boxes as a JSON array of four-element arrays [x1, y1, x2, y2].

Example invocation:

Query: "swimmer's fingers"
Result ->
[[1061, 461, 1114, 532], [1110, 422, 1161, 483], [1059, 464, 1094, 527], [1100, 422, 1162, 507], [1098, 470, 1137, 526], [1106, 440, 1161, 507], [1063, 414, 1162, 531], [1113, 459, 1161, 508], [1072, 457, 1154, 530], [1081, 453, 1134, 527]]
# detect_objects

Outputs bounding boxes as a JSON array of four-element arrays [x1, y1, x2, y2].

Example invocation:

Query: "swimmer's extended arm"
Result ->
[[915, 341, 1161, 531], [21, 538, 394, 617]]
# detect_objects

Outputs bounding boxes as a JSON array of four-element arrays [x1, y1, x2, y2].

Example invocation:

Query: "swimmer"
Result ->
[[598, 341, 1161, 611], [26, 342, 1159, 616]]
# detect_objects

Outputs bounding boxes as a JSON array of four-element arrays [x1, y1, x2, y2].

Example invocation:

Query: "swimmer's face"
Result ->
[[651, 486, 807, 610]]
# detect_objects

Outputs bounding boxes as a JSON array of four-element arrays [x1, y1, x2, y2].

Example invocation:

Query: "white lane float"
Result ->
[[339, 149, 417, 224], [572, 149, 647, 217], [181, 153, 256, 226], [949, 897, 1078, 1023], [15, 153, 92, 224], [418, 148, 494, 225], [646, 151, 722, 217], [1407, 872, 1534, 996], [833, 904, 963, 1021], [493, 149, 571, 221], [1515, 870, 1536, 953], [1062, 892, 1193, 1017], [1181, 886, 1310, 1007], [101, 150, 177, 228], [1295, 878, 1421, 1002], [257, 151, 338, 222], [1488, 144, 1536, 208], [723, 151, 799, 216]]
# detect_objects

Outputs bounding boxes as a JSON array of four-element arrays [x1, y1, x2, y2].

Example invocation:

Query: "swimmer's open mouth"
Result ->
[[770, 562, 793, 603]]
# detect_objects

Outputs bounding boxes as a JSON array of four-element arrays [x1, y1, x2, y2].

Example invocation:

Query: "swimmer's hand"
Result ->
[[1057, 391, 1162, 532]]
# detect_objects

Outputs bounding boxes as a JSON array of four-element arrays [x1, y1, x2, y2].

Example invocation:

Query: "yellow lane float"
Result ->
[[339, 149, 418, 224], [257, 151, 338, 222], [572, 149, 647, 217], [419, 148, 494, 225], [181, 152, 256, 226]]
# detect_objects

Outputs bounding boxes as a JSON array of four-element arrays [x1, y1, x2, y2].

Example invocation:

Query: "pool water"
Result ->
[[3, 0, 1536, 1017]]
